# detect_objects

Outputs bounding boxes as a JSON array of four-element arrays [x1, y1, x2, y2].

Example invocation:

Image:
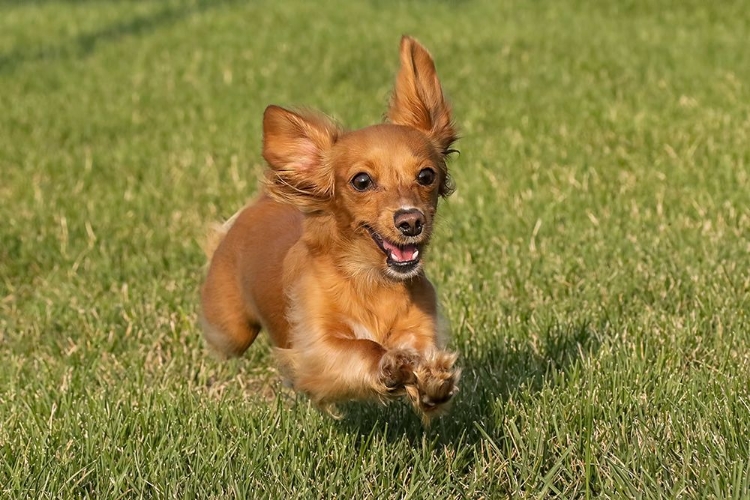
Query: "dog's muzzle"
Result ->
[[366, 226, 423, 276]]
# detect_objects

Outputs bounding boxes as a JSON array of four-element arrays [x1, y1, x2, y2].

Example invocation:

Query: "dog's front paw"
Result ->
[[378, 348, 419, 395], [407, 350, 460, 421]]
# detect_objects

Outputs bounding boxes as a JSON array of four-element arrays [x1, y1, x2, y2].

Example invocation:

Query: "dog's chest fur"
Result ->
[[290, 261, 420, 344]]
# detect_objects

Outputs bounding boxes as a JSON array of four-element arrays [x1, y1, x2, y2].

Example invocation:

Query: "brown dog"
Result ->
[[201, 36, 460, 420]]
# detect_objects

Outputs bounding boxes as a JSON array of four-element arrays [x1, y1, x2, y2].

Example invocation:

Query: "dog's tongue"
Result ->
[[382, 240, 419, 263]]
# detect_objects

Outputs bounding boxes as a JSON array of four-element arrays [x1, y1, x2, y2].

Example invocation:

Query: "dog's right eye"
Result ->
[[351, 173, 373, 191]]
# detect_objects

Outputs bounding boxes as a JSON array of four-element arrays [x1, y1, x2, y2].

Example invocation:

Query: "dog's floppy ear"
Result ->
[[387, 36, 457, 158], [262, 105, 341, 212]]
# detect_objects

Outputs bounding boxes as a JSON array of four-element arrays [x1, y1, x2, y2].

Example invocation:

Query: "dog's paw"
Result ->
[[378, 348, 420, 395], [406, 350, 460, 422]]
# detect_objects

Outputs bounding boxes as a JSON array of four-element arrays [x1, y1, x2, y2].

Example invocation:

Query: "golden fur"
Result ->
[[200, 36, 460, 421]]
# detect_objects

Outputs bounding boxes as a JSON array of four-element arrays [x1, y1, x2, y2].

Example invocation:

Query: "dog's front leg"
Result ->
[[409, 350, 460, 422], [275, 332, 420, 414], [387, 317, 460, 421]]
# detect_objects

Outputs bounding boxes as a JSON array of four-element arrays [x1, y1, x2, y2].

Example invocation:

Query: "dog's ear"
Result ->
[[387, 36, 457, 158], [262, 105, 341, 212]]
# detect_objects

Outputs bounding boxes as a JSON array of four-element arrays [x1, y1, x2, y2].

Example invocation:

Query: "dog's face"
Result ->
[[328, 125, 444, 279], [262, 37, 456, 281]]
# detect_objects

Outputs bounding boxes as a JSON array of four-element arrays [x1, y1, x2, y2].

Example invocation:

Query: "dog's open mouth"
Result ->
[[366, 227, 422, 274]]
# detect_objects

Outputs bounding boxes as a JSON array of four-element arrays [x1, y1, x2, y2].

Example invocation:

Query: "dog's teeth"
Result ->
[[413, 250, 419, 259]]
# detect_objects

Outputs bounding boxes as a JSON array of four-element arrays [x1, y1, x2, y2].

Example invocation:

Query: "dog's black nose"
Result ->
[[394, 209, 425, 237]]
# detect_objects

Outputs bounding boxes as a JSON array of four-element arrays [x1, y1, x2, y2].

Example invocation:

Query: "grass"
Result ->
[[1, 0, 749, 497]]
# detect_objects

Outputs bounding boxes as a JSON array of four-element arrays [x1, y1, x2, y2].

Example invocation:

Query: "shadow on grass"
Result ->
[[0, 0, 240, 74], [334, 318, 601, 447]]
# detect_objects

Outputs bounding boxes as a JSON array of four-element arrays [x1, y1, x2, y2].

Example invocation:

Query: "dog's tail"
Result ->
[[202, 209, 242, 259]]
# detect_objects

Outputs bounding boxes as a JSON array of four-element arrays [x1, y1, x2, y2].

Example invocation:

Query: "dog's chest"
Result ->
[[348, 321, 380, 342], [343, 297, 408, 343]]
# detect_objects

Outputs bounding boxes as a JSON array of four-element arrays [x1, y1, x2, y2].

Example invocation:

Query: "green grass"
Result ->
[[2, 0, 749, 497]]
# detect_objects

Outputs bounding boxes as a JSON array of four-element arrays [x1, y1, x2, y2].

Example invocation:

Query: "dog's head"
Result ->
[[263, 36, 457, 281]]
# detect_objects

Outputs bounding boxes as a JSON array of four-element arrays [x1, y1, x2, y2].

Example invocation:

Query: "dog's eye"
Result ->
[[351, 173, 373, 191], [417, 168, 436, 186]]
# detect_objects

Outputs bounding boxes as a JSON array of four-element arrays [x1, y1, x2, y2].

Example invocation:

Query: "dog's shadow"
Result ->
[[334, 317, 601, 448]]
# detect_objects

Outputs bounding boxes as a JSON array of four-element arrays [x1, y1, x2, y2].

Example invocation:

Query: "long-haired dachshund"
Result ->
[[201, 36, 460, 421]]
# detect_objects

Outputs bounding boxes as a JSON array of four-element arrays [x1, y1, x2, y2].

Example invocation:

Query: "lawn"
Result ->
[[1, 0, 749, 497]]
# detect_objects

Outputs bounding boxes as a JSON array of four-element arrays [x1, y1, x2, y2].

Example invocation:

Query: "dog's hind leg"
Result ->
[[200, 309, 261, 359], [200, 262, 262, 358]]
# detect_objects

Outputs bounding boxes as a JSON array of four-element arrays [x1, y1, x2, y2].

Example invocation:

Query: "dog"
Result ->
[[200, 36, 460, 421]]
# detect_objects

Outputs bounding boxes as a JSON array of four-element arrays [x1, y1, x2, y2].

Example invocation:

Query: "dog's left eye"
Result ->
[[351, 172, 373, 191], [417, 168, 436, 186]]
